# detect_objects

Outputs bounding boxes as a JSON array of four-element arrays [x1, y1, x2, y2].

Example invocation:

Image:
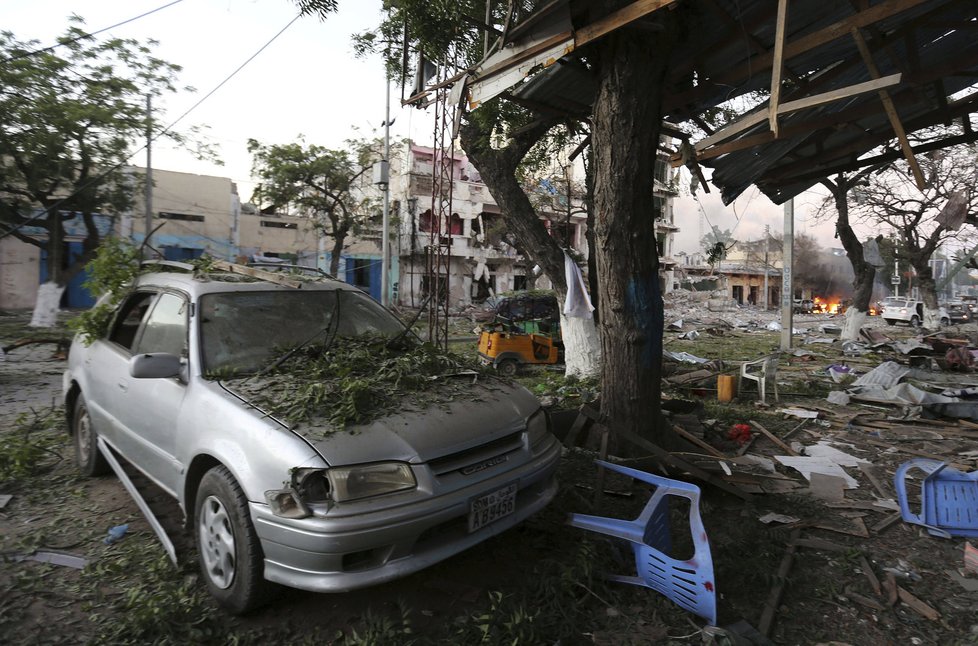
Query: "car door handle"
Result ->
[[117, 382, 128, 393]]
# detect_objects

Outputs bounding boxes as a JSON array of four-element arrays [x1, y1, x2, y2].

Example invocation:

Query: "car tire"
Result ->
[[496, 358, 519, 377], [73, 393, 111, 477], [195, 465, 271, 615], [941, 317, 950, 327], [884, 319, 895, 326], [910, 315, 921, 327]]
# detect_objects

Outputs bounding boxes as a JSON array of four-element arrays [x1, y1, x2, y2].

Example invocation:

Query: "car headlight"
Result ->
[[327, 462, 416, 502], [526, 408, 550, 449]]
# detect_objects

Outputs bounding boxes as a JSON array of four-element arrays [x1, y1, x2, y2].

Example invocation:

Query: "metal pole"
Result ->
[[763, 224, 770, 310], [780, 199, 794, 350], [381, 82, 391, 307], [144, 94, 153, 250]]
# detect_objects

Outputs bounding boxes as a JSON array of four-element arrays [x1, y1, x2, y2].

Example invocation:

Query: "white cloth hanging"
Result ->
[[563, 252, 594, 318]]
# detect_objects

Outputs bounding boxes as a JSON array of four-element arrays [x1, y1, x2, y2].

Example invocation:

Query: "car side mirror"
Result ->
[[130, 353, 185, 380]]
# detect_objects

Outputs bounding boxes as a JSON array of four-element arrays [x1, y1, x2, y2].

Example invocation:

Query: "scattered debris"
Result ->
[[9, 550, 88, 569], [104, 524, 129, 545], [759, 512, 801, 525], [0, 494, 11, 509]]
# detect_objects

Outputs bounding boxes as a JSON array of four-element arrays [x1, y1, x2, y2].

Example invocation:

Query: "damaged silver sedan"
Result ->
[[63, 267, 561, 613]]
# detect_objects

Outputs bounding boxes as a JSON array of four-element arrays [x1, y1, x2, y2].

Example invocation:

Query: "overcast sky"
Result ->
[[9, 0, 858, 255]]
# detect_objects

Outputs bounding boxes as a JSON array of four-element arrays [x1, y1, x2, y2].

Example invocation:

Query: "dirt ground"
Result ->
[[2, 307, 978, 645]]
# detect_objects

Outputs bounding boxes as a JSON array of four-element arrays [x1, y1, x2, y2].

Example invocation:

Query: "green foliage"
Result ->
[[247, 137, 379, 266], [87, 539, 225, 645], [452, 542, 601, 644], [0, 408, 64, 485], [339, 601, 416, 645], [0, 19, 186, 284], [67, 237, 141, 345], [228, 336, 493, 430]]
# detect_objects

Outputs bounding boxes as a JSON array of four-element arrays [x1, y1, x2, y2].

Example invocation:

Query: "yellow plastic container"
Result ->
[[717, 375, 736, 402]]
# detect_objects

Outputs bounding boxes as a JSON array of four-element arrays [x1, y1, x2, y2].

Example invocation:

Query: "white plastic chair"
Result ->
[[739, 353, 779, 403]]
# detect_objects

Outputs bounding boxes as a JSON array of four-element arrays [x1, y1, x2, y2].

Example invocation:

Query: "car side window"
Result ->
[[135, 292, 189, 357], [108, 292, 157, 351]]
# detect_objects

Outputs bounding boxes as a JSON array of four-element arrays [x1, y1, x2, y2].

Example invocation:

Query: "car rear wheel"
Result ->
[[195, 465, 271, 614], [73, 394, 110, 477], [496, 358, 519, 377]]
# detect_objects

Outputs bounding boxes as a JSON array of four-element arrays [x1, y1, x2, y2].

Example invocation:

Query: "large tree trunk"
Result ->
[[591, 7, 676, 449], [329, 232, 345, 277], [460, 120, 601, 378], [30, 218, 65, 328], [913, 261, 943, 330], [827, 176, 875, 341]]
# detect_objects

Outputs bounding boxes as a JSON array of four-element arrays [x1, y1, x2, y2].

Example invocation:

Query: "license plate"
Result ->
[[468, 483, 517, 533]]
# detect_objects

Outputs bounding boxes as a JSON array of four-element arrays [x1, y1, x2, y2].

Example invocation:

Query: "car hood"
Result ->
[[223, 377, 541, 466]]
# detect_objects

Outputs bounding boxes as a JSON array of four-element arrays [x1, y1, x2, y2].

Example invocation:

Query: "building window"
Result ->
[[419, 209, 439, 233], [159, 211, 204, 222], [513, 274, 527, 291], [654, 158, 669, 183], [260, 220, 297, 229], [449, 213, 463, 235], [656, 233, 667, 257]]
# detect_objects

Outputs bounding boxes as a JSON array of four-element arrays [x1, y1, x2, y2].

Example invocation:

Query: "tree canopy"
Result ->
[[0, 20, 183, 289], [247, 137, 377, 275]]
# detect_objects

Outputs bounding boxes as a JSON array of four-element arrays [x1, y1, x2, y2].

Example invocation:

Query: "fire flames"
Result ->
[[813, 296, 842, 314]]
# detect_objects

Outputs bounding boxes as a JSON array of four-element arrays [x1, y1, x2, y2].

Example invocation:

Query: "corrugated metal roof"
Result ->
[[485, 0, 977, 203]]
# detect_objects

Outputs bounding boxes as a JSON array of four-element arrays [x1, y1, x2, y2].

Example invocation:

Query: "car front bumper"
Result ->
[[251, 437, 561, 592]]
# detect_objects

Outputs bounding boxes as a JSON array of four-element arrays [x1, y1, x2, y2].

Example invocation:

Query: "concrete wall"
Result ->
[[0, 237, 40, 309]]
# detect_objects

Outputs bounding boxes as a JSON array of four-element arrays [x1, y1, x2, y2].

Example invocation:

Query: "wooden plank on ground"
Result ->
[[759, 528, 802, 637], [859, 555, 882, 596], [673, 425, 726, 458], [617, 428, 752, 501], [858, 463, 893, 499], [897, 585, 941, 621], [750, 420, 798, 455], [871, 511, 903, 534]]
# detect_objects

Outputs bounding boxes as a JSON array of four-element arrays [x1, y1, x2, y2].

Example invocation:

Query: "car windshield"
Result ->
[[199, 289, 405, 374]]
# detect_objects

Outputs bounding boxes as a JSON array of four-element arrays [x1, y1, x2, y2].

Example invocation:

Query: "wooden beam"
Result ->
[[769, 0, 790, 137], [696, 73, 903, 153], [575, 0, 679, 47], [212, 260, 302, 289], [616, 428, 752, 500], [668, 0, 931, 112], [851, 27, 927, 190]]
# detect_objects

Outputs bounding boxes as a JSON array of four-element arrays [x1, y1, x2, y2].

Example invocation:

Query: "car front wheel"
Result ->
[[910, 315, 921, 327], [195, 465, 271, 614], [942, 317, 950, 327], [73, 393, 110, 477]]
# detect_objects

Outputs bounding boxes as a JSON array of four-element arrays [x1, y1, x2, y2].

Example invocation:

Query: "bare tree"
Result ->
[[848, 142, 978, 329]]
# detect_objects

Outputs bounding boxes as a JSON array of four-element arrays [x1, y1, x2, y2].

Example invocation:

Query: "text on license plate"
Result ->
[[468, 483, 518, 533]]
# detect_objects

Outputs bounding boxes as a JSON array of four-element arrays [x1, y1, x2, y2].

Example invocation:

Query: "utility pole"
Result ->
[[763, 224, 770, 310], [380, 81, 391, 307], [781, 199, 794, 350], [144, 94, 153, 252]]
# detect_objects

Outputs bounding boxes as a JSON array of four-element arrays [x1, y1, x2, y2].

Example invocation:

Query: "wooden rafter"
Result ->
[[667, 0, 931, 115], [769, 0, 790, 137], [851, 27, 926, 190], [694, 73, 902, 154]]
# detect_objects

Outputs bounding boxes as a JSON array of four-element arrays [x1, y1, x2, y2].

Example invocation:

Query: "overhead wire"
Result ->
[[0, 12, 303, 243], [0, 0, 186, 64]]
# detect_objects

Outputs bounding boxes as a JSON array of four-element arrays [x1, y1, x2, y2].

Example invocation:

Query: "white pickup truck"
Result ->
[[881, 298, 949, 327]]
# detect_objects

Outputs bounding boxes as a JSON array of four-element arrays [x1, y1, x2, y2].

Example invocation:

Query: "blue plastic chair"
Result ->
[[568, 461, 717, 626], [894, 458, 978, 539]]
